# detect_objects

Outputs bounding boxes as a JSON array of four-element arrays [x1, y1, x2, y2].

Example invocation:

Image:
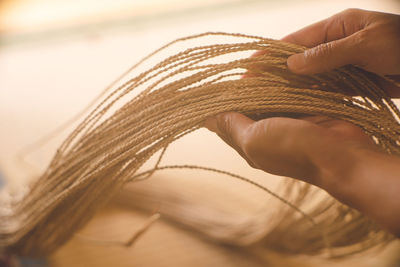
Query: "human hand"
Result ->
[[205, 112, 400, 236], [205, 113, 375, 186], [205, 9, 400, 236], [283, 8, 400, 97]]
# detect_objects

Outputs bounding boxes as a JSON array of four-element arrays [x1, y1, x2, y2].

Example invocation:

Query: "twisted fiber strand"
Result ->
[[120, 164, 385, 257], [1, 32, 399, 257], [130, 164, 330, 250]]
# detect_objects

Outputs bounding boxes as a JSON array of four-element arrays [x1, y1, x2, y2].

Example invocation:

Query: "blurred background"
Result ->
[[0, 0, 400, 266]]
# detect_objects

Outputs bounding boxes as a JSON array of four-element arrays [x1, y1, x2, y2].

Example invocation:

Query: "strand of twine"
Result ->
[[1, 32, 398, 257], [131, 165, 331, 254]]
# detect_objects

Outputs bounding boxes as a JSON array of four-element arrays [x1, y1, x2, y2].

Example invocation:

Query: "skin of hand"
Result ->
[[205, 9, 400, 236]]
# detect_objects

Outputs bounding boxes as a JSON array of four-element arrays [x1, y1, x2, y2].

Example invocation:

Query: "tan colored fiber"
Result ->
[[0, 32, 399, 257]]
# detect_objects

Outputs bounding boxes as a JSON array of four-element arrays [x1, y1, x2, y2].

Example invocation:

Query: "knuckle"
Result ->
[[350, 30, 371, 67], [240, 129, 257, 160], [217, 114, 233, 136], [240, 119, 276, 164], [353, 29, 369, 46], [341, 8, 361, 17], [240, 124, 261, 162], [306, 42, 334, 59]]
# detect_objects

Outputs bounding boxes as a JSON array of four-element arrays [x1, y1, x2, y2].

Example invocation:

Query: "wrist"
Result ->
[[314, 143, 400, 236]]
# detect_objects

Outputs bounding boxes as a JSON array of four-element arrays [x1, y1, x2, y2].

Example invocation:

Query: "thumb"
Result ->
[[204, 112, 253, 154], [204, 112, 320, 183], [287, 32, 365, 75], [204, 112, 258, 167]]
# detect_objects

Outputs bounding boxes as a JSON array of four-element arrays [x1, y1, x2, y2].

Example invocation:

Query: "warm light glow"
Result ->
[[0, 0, 236, 33]]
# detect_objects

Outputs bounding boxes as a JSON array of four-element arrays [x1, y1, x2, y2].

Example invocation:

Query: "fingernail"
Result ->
[[204, 116, 218, 133], [287, 53, 305, 72]]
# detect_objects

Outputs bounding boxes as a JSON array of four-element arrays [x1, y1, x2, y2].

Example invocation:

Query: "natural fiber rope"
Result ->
[[1, 32, 399, 257]]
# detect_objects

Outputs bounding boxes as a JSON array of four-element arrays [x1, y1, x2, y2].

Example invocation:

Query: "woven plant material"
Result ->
[[0, 32, 399, 257]]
